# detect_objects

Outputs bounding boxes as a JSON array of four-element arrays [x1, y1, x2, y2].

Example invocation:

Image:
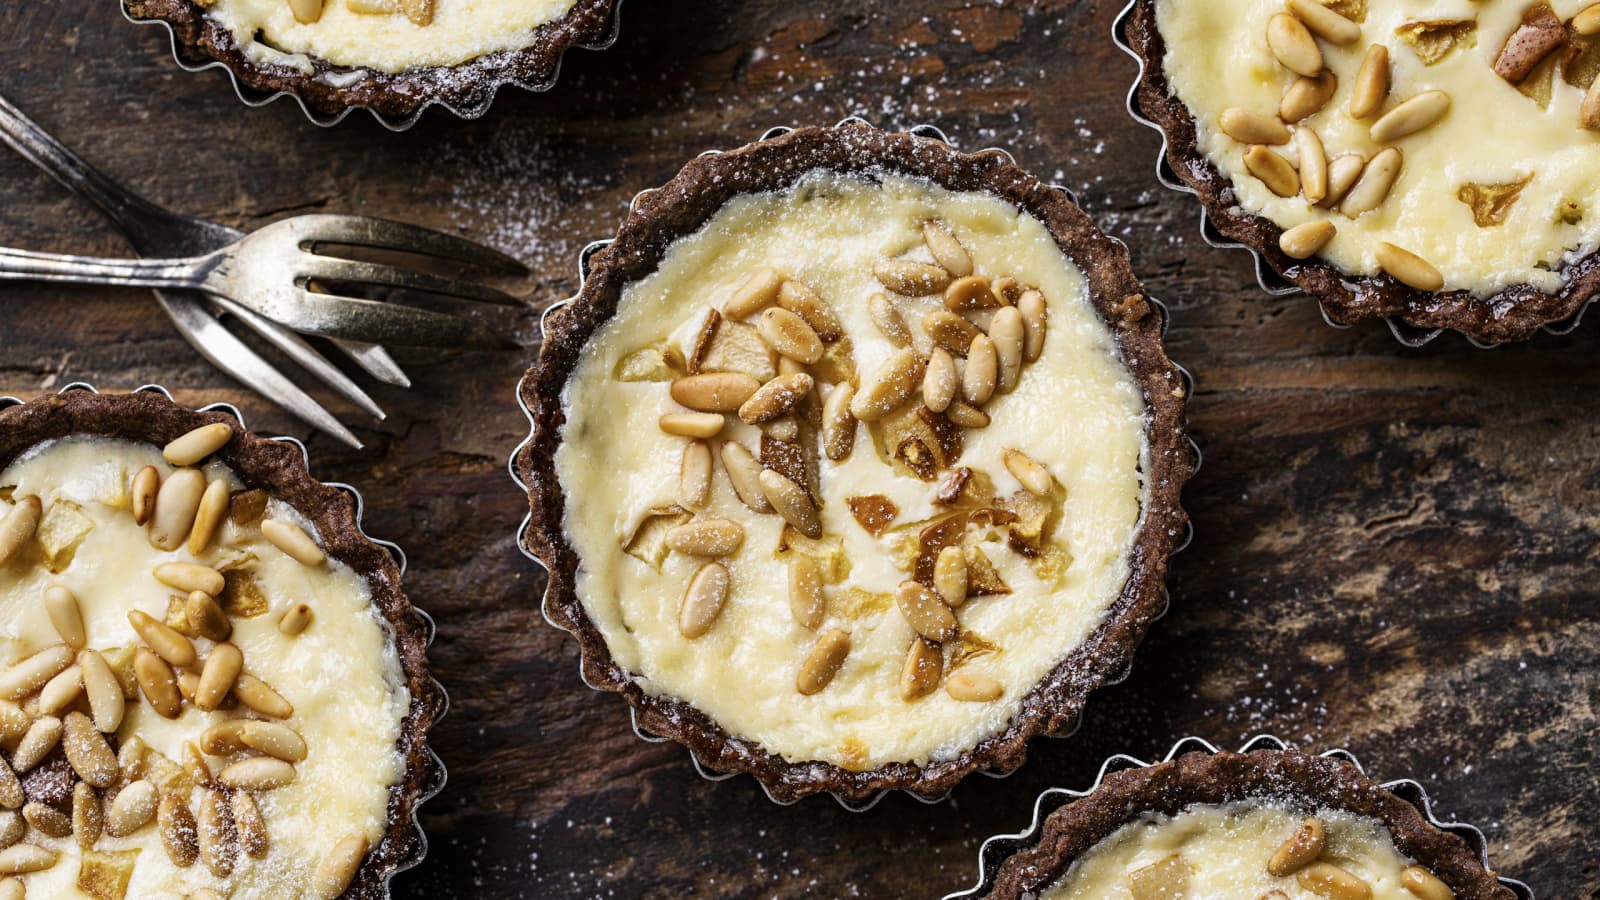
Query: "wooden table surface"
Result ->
[[2, 1, 1597, 897]]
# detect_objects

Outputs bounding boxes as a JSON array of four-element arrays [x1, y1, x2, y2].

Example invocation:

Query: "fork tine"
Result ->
[[292, 214, 528, 276], [209, 297, 387, 420], [329, 340, 412, 388], [303, 258, 526, 307], [277, 291, 515, 349]]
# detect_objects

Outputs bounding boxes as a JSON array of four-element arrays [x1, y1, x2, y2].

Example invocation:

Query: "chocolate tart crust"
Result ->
[[122, 0, 618, 121], [987, 748, 1517, 899], [0, 389, 443, 899], [516, 122, 1195, 803], [1128, 0, 1600, 345]]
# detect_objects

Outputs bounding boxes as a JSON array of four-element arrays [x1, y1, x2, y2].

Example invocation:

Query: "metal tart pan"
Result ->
[[944, 733, 1534, 899], [1109, 0, 1594, 349], [0, 381, 448, 896], [121, 0, 625, 131], [509, 119, 1201, 811]]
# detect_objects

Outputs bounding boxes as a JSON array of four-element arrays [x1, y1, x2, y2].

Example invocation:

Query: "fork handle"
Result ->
[[0, 247, 207, 290]]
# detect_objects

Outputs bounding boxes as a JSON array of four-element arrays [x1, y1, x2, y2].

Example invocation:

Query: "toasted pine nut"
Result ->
[[10, 716, 61, 773], [679, 441, 713, 509], [1339, 148, 1402, 218], [261, 518, 326, 567], [197, 788, 237, 878], [200, 720, 249, 756], [105, 779, 158, 837], [1400, 865, 1453, 900], [278, 602, 314, 636], [1281, 71, 1337, 123], [132, 466, 159, 526], [796, 630, 850, 695], [38, 665, 81, 717], [665, 518, 745, 557], [850, 348, 926, 422], [759, 470, 821, 539], [924, 309, 981, 355], [187, 477, 231, 555], [1279, 221, 1337, 259], [989, 307, 1024, 393], [163, 423, 233, 466], [945, 401, 991, 429], [234, 673, 293, 718], [1376, 242, 1444, 291], [314, 833, 369, 900], [1004, 449, 1054, 497], [196, 643, 243, 712], [1370, 91, 1451, 143], [0, 758, 19, 809], [149, 469, 205, 551], [79, 649, 125, 733], [874, 259, 952, 296], [738, 373, 813, 424], [659, 412, 725, 439], [1295, 127, 1328, 203], [923, 222, 973, 276], [185, 590, 232, 642], [234, 791, 268, 858], [719, 442, 772, 513], [868, 293, 912, 347], [895, 581, 957, 642], [62, 712, 119, 787], [22, 801, 71, 838], [128, 610, 196, 668], [0, 496, 41, 566], [725, 267, 784, 319], [134, 648, 182, 719], [1267, 13, 1323, 76], [1319, 154, 1367, 209], [158, 793, 198, 866], [0, 644, 73, 701], [1296, 861, 1372, 900], [946, 671, 1004, 702], [1244, 146, 1301, 198], [44, 586, 86, 649], [1349, 44, 1390, 119], [678, 562, 730, 639], [1219, 108, 1290, 145], [991, 277, 1024, 305], [944, 275, 1003, 311], [787, 554, 826, 630], [1583, 78, 1600, 131], [776, 279, 843, 341], [756, 307, 824, 364], [1577, 3, 1600, 35], [72, 781, 101, 848], [934, 546, 969, 608], [154, 562, 225, 597], [923, 348, 958, 413], [219, 757, 297, 791], [900, 638, 943, 701], [962, 334, 998, 405], [1287, 0, 1360, 44], [0, 814, 20, 849], [1268, 817, 1327, 876], [0, 844, 55, 874], [670, 372, 762, 414], [240, 721, 308, 763], [1018, 290, 1048, 362], [289, 0, 325, 23]]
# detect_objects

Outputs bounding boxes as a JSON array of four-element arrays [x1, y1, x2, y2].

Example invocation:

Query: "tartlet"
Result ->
[[0, 388, 442, 898], [1127, 0, 1600, 344], [517, 123, 1193, 803], [123, 0, 621, 123], [980, 747, 1518, 900]]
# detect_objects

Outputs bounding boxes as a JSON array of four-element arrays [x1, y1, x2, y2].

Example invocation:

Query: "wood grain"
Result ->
[[1, 0, 1597, 897]]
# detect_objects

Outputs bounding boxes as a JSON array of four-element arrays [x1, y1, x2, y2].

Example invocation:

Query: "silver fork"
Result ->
[[0, 95, 525, 448]]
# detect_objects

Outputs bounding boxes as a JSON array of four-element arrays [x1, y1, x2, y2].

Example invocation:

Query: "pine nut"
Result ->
[[1219, 108, 1290, 145], [946, 671, 1004, 702], [944, 275, 1003, 311], [923, 348, 958, 413], [922, 221, 973, 277], [711, 445, 767, 516], [38, 665, 81, 717], [934, 546, 969, 608], [0, 705, 24, 745], [401, 0, 434, 29], [1400, 865, 1453, 900], [1018, 290, 1048, 362], [739, 373, 813, 424], [72, 781, 101, 849], [196, 643, 243, 712], [868, 293, 912, 347], [234, 674, 293, 719], [925, 310, 981, 355], [10, 716, 59, 773], [1340, 148, 1402, 218], [813, 385, 856, 463], [678, 441, 713, 510], [1297, 861, 1372, 900], [776, 280, 842, 342], [314, 832, 368, 900], [873, 259, 952, 296], [61, 711, 117, 787], [1578, 3, 1600, 35], [659, 412, 725, 439], [1583, 78, 1600, 131], [1267, 13, 1323, 76], [177, 670, 199, 704], [1279, 221, 1337, 259], [1004, 449, 1055, 496], [234, 791, 269, 858], [132, 466, 159, 526], [187, 477, 231, 555], [1376, 242, 1444, 291], [154, 562, 225, 597], [0, 814, 20, 848], [1296, 127, 1328, 203], [289, 0, 325, 23], [149, 468, 205, 551], [134, 648, 182, 719], [1349, 44, 1390, 119], [666, 516, 747, 558], [756, 307, 824, 364], [759, 470, 821, 539], [200, 720, 249, 756], [219, 757, 297, 791], [1287, 0, 1360, 44], [725, 267, 784, 319], [678, 562, 730, 638], [0, 878, 17, 900], [900, 638, 943, 701], [796, 629, 850, 695], [128, 610, 196, 668], [0, 845, 56, 874], [992, 277, 1024, 305], [0, 644, 73, 700], [787, 554, 826, 629], [1370, 91, 1451, 143], [105, 779, 157, 837], [0, 496, 40, 566], [185, 590, 232, 642], [1244, 146, 1301, 198], [1320, 154, 1367, 208], [158, 793, 198, 867], [79, 650, 125, 733], [261, 518, 326, 567], [163, 423, 233, 466], [1281, 71, 1338, 123], [22, 802, 70, 838], [850, 348, 926, 422], [895, 581, 957, 642], [278, 603, 314, 636], [117, 735, 148, 780], [962, 334, 998, 405], [945, 401, 991, 429], [0, 759, 18, 809], [197, 788, 237, 878], [989, 307, 1024, 393], [44, 586, 85, 650], [670, 373, 762, 413], [1268, 817, 1326, 876]]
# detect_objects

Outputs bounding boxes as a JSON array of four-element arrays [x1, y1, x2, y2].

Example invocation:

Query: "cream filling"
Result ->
[[1045, 800, 1423, 899], [207, 0, 581, 74], [0, 437, 409, 899], [1157, 0, 1600, 295], [554, 171, 1150, 769]]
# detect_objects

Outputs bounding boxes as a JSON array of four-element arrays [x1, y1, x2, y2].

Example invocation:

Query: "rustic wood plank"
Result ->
[[1, 0, 1596, 896]]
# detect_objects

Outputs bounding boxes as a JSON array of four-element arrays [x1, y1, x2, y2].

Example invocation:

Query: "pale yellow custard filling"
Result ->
[[555, 171, 1150, 770], [207, 0, 581, 74], [1046, 800, 1428, 899], [0, 437, 408, 898], [1157, 0, 1600, 295]]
